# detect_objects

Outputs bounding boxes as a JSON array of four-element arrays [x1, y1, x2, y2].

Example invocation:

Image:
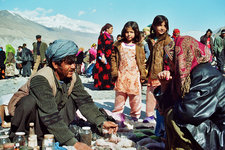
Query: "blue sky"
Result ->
[[1, 0, 225, 38]]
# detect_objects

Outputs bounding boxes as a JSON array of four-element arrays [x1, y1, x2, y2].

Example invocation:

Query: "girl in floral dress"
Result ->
[[111, 21, 146, 121]]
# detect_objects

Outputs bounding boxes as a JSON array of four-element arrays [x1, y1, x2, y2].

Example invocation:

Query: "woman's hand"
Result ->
[[157, 71, 172, 93], [101, 55, 106, 64], [74, 142, 93, 150]]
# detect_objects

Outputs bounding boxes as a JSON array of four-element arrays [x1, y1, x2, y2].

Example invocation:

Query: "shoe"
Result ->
[[143, 116, 156, 124], [131, 117, 138, 122]]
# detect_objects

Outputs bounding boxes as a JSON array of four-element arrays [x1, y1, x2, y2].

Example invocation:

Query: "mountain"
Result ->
[[0, 10, 99, 50]]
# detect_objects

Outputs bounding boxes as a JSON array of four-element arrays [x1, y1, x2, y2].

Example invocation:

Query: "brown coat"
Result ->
[[146, 33, 173, 79], [111, 41, 146, 80]]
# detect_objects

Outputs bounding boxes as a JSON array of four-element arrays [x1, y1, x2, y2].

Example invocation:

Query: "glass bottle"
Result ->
[[79, 126, 92, 146], [28, 134, 38, 148], [42, 134, 55, 150], [29, 122, 35, 135], [0, 135, 11, 149], [13, 132, 27, 150]]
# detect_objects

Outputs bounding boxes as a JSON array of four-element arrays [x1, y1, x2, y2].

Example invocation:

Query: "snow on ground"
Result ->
[[0, 75, 148, 119]]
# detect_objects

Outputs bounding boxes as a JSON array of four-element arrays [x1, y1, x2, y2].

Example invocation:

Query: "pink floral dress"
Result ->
[[114, 42, 141, 95]]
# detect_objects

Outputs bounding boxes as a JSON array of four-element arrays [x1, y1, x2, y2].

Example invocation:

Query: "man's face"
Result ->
[[36, 38, 41, 42], [222, 33, 225, 38], [55, 61, 76, 79]]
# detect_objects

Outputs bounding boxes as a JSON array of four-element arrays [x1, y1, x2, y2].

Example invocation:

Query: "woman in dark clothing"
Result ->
[[94, 23, 114, 90], [156, 36, 224, 150], [75, 47, 84, 75], [0, 47, 6, 79]]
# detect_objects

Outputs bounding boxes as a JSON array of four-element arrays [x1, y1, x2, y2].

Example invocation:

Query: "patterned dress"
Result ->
[[94, 32, 114, 89], [114, 42, 141, 95]]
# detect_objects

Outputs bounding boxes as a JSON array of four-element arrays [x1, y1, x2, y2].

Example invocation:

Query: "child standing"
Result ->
[[111, 21, 146, 121], [144, 15, 174, 124]]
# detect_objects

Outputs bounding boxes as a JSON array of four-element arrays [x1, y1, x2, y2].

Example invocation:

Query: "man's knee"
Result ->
[[16, 95, 36, 114]]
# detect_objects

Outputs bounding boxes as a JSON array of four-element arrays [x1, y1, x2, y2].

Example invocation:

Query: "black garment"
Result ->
[[37, 41, 41, 55], [0, 51, 6, 68], [156, 63, 225, 149], [75, 51, 84, 64], [216, 49, 225, 73], [22, 61, 31, 77], [22, 48, 33, 62]]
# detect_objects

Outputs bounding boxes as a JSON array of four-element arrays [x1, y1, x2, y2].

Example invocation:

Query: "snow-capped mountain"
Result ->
[[10, 10, 101, 34], [0, 10, 99, 50]]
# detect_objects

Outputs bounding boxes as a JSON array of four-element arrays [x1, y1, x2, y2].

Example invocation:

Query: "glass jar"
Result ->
[[13, 132, 27, 150], [42, 134, 55, 150], [79, 126, 92, 146], [0, 135, 11, 149], [3, 143, 14, 150]]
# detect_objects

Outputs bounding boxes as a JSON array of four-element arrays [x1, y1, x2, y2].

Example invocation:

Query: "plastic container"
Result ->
[[42, 134, 55, 150], [79, 126, 92, 146], [13, 132, 27, 149]]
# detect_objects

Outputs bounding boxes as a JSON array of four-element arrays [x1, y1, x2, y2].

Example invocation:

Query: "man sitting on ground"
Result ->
[[8, 39, 118, 150]]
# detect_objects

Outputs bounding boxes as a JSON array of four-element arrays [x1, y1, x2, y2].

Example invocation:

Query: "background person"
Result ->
[[94, 23, 115, 90], [15, 46, 23, 76], [200, 29, 214, 54], [4, 44, 16, 78], [214, 29, 225, 73], [31, 35, 48, 75], [0, 47, 6, 79], [21, 43, 33, 77], [75, 47, 84, 75], [86, 43, 97, 78], [171, 28, 180, 40]]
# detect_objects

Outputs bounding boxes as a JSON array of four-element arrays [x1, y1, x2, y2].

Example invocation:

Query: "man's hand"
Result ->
[[102, 121, 118, 134], [74, 142, 92, 150]]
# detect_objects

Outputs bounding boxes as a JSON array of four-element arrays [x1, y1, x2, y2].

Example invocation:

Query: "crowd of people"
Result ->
[[0, 35, 48, 79], [0, 15, 224, 149]]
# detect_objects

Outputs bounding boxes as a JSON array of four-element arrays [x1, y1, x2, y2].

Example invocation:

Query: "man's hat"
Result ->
[[36, 35, 41, 39]]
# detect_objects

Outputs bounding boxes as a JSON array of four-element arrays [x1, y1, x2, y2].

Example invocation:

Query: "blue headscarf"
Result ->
[[45, 39, 78, 62]]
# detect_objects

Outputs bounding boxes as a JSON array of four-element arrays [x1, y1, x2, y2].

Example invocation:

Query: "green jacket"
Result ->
[[29, 69, 106, 145], [32, 42, 48, 63], [214, 35, 225, 54]]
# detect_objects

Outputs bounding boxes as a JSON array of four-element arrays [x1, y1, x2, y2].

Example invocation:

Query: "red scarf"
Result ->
[[165, 36, 212, 97]]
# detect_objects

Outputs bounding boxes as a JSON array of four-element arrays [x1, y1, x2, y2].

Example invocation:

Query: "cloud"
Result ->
[[11, 8, 53, 19], [92, 9, 96, 13], [78, 11, 85, 16]]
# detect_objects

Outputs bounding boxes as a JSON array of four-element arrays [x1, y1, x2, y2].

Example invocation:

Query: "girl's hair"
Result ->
[[121, 21, 141, 43], [100, 23, 113, 34], [206, 29, 212, 34], [150, 15, 169, 36]]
